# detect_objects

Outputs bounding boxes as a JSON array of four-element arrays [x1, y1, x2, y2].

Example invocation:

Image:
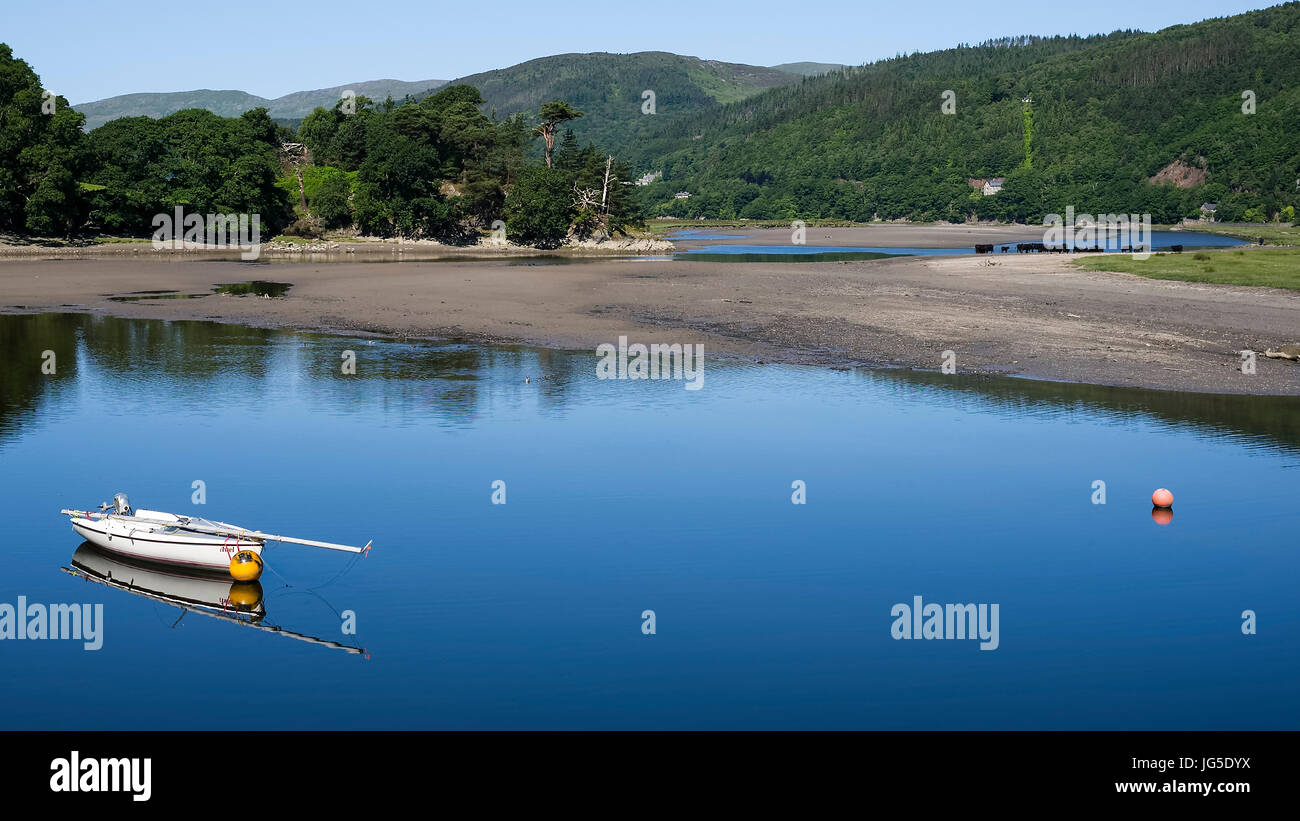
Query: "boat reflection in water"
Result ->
[[62, 543, 365, 655]]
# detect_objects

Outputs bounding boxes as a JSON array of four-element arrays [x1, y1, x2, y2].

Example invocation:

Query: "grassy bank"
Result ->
[[1164, 223, 1300, 246], [1075, 247, 1300, 290]]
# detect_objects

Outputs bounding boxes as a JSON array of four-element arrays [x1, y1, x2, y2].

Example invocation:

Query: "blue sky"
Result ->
[[4, 0, 1283, 103]]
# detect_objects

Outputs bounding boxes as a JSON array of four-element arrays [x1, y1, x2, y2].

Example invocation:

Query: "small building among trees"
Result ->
[[968, 177, 1005, 196]]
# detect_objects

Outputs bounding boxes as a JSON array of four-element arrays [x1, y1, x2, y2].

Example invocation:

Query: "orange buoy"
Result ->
[[229, 550, 264, 581], [1151, 488, 1174, 508], [1151, 507, 1173, 525]]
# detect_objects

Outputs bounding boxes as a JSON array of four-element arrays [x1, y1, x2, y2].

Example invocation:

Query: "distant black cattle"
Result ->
[[975, 244, 994, 254]]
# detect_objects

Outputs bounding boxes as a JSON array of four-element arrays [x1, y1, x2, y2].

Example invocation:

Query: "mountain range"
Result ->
[[72, 54, 844, 134], [74, 79, 448, 130]]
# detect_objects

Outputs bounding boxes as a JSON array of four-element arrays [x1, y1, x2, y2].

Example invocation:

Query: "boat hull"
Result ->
[[70, 516, 263, 572]]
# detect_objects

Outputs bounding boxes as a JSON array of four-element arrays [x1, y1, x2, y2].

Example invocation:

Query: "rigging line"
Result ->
[[262, 557, 295, 588], [277, 586, 345, 620], [306, 549, 365, 592], [148, 603, 176, 627], [263, 547, 363, 594]]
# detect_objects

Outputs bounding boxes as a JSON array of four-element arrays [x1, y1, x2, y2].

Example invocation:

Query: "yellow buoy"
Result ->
[[229, 550, 264, 581]]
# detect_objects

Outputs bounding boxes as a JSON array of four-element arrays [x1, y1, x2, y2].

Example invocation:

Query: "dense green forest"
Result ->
[[0, 44, 88, 235], [0, 44, 641, 243], [294, 85, 641, 242], [85, 109, 294, 235], [630, 3, 1300, 223], [1, 43, 296, 236]]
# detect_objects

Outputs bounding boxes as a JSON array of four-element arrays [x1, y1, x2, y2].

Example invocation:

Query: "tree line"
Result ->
[[0, 44, 642, 245]]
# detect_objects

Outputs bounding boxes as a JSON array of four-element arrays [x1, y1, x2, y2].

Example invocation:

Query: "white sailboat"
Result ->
[[60, 493, 371, 577]]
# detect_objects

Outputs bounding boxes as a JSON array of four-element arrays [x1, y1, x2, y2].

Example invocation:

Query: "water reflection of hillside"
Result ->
[[861, 369, 1300, 455], [2, 313, 1297, 454]]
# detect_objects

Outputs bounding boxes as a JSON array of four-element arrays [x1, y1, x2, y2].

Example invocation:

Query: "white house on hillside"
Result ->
[[968, 177, 1006, 196]]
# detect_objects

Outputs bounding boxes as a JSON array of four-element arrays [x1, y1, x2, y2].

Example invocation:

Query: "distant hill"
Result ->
[[631, 3, 1300, 224], [771, 62, 847, 76], [74, 79, 447, 130], [436, 51, 802, 153], [73, 51, 808, 146]]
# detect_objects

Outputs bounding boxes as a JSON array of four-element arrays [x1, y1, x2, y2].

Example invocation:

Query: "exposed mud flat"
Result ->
[[1, 228, 1296, 395]]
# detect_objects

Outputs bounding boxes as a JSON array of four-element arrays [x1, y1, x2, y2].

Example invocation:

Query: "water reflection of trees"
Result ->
[[859, 369, 1300, 454], [297, 340, 587, 420], [0, 315, 587, 443], [5, 313, 1295, 454], [78, 314, 278, 378], [2, 314, 285, 444], [0, 314, 81, 442]]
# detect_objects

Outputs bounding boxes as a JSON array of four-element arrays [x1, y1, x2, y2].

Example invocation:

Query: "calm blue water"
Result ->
[[674, 231, 1250, 260], [1, 314, 1296, 729]]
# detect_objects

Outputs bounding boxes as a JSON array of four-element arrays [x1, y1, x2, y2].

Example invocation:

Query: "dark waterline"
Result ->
[[1, 313, 1295, 729]]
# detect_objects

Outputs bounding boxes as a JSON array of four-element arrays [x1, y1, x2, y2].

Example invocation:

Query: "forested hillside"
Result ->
[[634, 3, 1300, 224], [440, 52, 800, 154], [771, 63, 847, 77]]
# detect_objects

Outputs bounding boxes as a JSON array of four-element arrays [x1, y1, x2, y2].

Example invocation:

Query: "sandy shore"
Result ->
[[1, 227, 1297, 394]]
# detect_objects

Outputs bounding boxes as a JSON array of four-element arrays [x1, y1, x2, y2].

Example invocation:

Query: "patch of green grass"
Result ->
[[685, 67, 775, 105], [1158, 223, 1300, 246], [1075, 248, 1300, 290], [267, 234, 322, 244]]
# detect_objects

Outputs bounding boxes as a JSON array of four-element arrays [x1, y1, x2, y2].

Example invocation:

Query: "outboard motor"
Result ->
[[112, 493, 132, 516]]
